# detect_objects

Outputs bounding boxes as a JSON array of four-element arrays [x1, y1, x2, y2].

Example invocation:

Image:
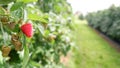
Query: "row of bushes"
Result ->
[[0, 0, 73, 68], [86, 5, 120, 42]]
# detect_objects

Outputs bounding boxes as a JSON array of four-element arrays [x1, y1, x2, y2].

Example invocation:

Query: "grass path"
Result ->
[[69, 20, 120, 68]]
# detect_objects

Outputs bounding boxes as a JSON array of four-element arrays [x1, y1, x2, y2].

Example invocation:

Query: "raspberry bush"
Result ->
[[0, 0, 73, 67]]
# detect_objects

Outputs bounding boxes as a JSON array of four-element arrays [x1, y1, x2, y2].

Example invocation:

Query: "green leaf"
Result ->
[[13, 24, 20, 32], [24, 0, 38, 3], [42, 14, 49, 20], [0, 0, 15, 5], [30, 61, 41, 67], [0, 7, 6, 15], [0, 51, 3, 64], [10, 8, 24, 21], [10, 2, 24, 11], [44, 30, 50, 37], [28, 14, 48, 23], [17, 0, 38, 3], [37, 24, 44, 36], [22, 35, 29, 68]]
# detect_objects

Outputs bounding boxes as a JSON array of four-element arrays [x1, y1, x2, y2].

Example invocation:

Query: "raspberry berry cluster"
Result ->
[[0, 7, 33, 57]]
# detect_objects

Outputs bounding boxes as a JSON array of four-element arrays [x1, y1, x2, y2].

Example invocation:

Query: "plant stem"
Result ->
[[22, 35, 29, 68], [0, 21, 6, 45]]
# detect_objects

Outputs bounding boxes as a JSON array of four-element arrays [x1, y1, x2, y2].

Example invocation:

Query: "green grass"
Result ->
[[69, 20, 120, 68]]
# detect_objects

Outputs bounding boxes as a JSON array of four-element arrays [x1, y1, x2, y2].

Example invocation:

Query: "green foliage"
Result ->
[[0, 0, 73, 67], [0, 0, 15, 5], [79, 14, 84, 20], [86, 5, 120, 41]]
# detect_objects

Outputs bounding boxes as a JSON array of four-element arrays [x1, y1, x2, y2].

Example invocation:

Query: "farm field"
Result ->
[[0, 0, 120, 67], [68, 19, 120, 68]]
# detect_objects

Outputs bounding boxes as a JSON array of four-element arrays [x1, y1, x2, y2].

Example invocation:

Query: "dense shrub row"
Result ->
[[86, 5, 120, 42], [0, 0, 73, 67]]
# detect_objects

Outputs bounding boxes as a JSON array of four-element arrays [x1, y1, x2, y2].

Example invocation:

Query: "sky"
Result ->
[[67, 0, 120, 15]]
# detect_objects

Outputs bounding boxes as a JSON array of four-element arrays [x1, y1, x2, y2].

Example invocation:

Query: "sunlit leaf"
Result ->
[[0, 7, 6, 15], [28, 14, 47, 23], [0, 51, 3, 64], [30, 61, 41, 67], [10, 2, 24, 11], [17, 0, 38, 3]]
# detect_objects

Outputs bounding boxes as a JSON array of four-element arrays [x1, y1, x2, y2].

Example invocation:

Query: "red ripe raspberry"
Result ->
[[21, 23, 33, 38]]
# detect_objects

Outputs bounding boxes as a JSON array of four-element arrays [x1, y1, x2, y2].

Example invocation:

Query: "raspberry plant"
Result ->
[[86, 5, 120, 42], [0, 0, 73, 68]]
